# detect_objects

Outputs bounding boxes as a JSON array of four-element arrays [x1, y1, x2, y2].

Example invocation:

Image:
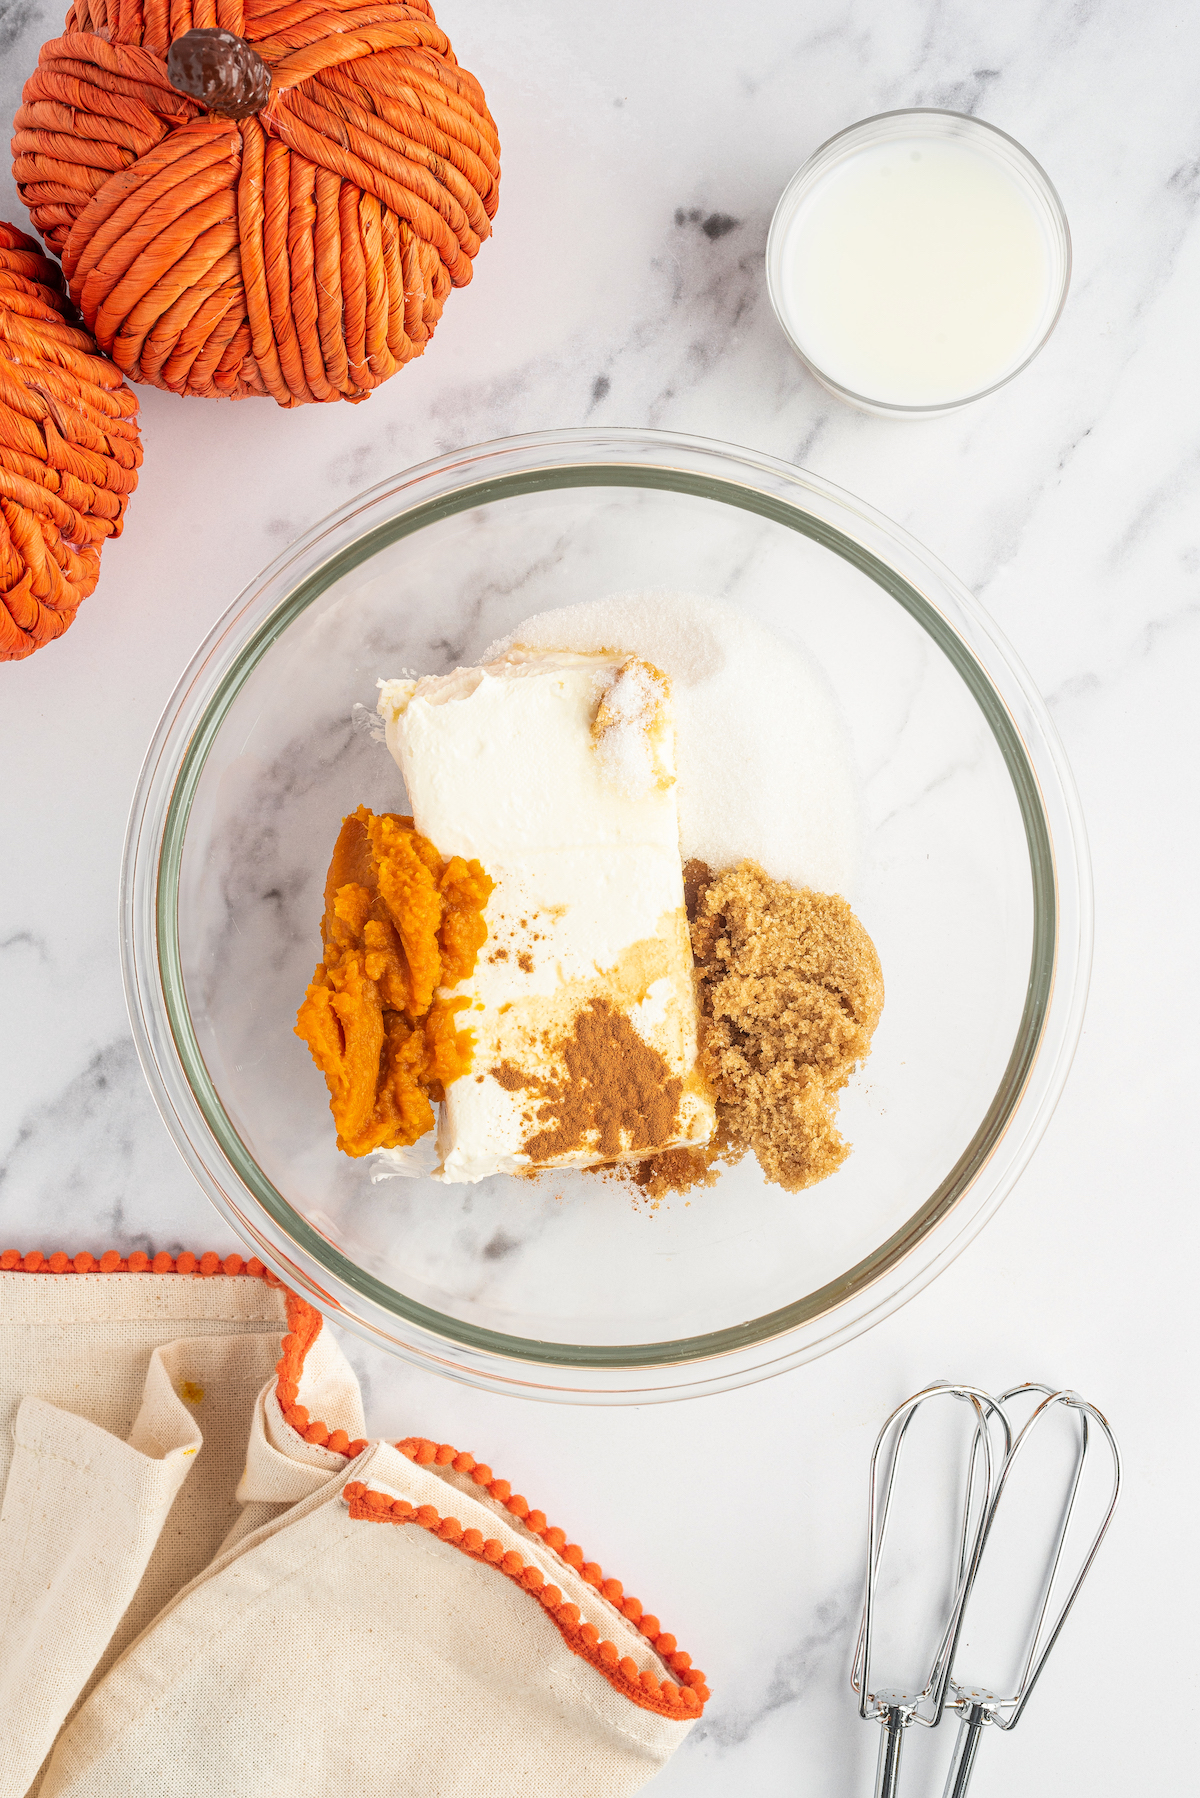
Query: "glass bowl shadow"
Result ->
[[121, 428, 1091, 1402]]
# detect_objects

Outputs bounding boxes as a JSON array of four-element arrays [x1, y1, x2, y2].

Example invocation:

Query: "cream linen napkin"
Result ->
[[0, 1262, 704, 1797]]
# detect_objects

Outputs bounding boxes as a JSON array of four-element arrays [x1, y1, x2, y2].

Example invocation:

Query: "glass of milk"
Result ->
[[766, 110, 1071, 417]]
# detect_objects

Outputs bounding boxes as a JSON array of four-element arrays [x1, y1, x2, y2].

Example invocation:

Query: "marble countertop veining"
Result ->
[[1, 1, 1196, 1790]]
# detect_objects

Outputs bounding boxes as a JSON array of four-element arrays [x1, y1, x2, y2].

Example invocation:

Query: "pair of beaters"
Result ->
[[851, 1382, 1120, 1798]]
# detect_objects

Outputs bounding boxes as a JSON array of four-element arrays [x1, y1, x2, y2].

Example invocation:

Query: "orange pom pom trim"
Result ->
[[12, 0, 500, 406], [0, 219, 141, 659], [344, 1478, 706, 1719], [0, 1249, 705, 1718], [349, 1434, 711, 1718], [0, 1243, 368, 1460]]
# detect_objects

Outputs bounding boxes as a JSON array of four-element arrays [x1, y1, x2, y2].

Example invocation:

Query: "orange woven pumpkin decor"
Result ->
[[12, 0, 500, 407], [0, 220, 141, 661]]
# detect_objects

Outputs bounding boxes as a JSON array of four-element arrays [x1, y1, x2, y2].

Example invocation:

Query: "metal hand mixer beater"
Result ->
[[850, 1381, 1120, 1797]]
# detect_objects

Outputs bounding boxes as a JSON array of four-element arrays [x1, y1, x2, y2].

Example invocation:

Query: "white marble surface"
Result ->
[[2, 1, 1196, 1790]]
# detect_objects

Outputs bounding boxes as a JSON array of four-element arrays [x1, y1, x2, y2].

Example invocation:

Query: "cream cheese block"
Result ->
[[377, 651, 714, 1183]]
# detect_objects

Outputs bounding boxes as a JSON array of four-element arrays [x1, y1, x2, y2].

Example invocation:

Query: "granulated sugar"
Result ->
[[487, 592, 864, 895], [592, 658, 669, 798]]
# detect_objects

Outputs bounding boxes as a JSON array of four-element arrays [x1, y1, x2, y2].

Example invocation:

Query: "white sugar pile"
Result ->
[[592, 658, 668, 798], [486, 592, 864, 895]]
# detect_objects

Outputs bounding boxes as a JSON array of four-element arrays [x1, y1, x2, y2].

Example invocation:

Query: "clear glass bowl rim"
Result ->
[[121, 426, 1092, 1403], [765, 108, 1073, 417]]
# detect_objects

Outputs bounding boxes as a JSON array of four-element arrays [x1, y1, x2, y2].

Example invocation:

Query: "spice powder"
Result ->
[[493, 998, 684, 1163]]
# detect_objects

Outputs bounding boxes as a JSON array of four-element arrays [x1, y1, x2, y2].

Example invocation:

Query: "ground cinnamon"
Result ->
[[494, 998, 683, 1164]]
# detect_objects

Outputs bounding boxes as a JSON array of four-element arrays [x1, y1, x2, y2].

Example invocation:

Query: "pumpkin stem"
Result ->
[[166, 27, 272, 119]]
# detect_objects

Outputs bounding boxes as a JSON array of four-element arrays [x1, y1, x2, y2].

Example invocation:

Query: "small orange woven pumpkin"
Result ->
[[0, 220, 141, 661], [12, 0, 500, 406]]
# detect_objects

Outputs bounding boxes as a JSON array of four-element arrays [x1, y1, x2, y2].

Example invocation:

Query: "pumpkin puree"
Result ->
[[295, 806, 493, 1157]]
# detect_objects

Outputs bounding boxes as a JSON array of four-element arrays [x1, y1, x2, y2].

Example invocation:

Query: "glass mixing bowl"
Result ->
[[122, 428, 1091, 1402]]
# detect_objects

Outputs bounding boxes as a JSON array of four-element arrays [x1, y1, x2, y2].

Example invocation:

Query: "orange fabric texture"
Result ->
[[12, 0, 500, 406], [0, 219, 141, 660]]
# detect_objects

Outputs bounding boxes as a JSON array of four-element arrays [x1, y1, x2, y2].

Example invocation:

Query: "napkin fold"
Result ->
[[0, 1261, 704, 1797]]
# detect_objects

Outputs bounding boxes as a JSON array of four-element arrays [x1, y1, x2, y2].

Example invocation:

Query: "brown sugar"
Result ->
[[493, 997, 683, 1164], [295, 805, 493, 1157], [633, 859, 883, 1196], [629, 1134, 727, 1200]]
